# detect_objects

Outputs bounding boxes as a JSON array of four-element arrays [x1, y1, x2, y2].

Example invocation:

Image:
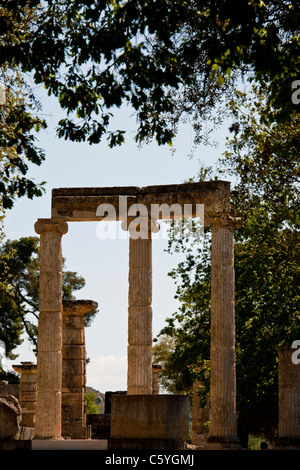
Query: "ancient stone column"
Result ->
[[62, 299, 98, 439], [126, 217, 159, 395], [12, 362, 37, 428], [34, 218, 68, 439], [152, 364, 162, 395], [277, 345, 300, 447], [208, 216, 239, 445]]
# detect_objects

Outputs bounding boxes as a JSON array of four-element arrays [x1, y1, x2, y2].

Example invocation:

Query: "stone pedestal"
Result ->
[[276, 345, 300, 448], [34, 218, 68, 439], [62, 299, 97, 439], [12, 362, 37, 428], [109, 394, 189, 450], [207, 216, 239, 447]]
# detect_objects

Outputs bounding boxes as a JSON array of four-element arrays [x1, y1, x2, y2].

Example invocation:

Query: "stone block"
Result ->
[[35, 390, 61, 438], [37, 312, 62, 351], [87, 414, 111, 439], [62, 391, 84, 404], [128, 307, 152, 345], [63, 328, 85, 345], [109, 394, 189, 449], [62, 374, 85, 389], [128, 268, 152, 306], [62, 358, 85, 375], [21, 413, 36, 428], [36, 351, 62, 390], [20, 381, 36, 393], [39, 272, 63, 312], [19, 391, 37, 402], [62, 344, 85, 359], [63, 315, 85, 330]]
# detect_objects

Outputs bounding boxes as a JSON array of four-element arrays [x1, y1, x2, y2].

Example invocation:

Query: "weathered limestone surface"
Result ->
[[208, 216, 239, 445], [34, 219, 68, 439], [12, 362, 37, 428], [277, 345, 300, 447], [0, 380, 19, 399], [51, 181, 230, 222], [0, 395, 21, 440], [62, 299, 97, 439], [127, 224, 153, 395], [109, 394, 189, 450]]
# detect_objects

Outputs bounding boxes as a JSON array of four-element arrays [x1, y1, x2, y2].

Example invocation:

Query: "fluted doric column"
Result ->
[[208, 215, 240, 444], [125, 217, 159, 395], [34, 218, 68, 439]]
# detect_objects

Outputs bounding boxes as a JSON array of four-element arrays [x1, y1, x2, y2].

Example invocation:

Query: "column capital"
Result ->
[[34, 218, 68, 235], [209, 213, 243, 228], [62, 299, 98, 316], [12, 362, 37, 375]]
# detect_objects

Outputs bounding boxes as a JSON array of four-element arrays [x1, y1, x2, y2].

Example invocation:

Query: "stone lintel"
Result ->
[[62, 299, 98, 316], [51, 181, 231, 222]]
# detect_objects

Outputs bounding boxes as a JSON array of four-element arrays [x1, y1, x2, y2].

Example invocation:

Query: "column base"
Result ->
[[274, 437, 300, 450], [33, 435, 63, 440], [109, 438, 184, 451], [205, 436, 241, 450]]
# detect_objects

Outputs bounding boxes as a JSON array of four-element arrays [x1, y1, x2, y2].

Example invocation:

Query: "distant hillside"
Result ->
[[85, 386, 105, 413]]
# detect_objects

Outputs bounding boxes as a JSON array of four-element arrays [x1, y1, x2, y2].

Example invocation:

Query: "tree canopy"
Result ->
[[1, 0, 299, 152], [155, 88, 300, 441], [0, 4, 47, 209]]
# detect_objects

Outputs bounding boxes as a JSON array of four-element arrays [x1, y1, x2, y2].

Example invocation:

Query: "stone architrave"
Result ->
[[207, 215, 240, 446], [12, 362, 37, 428], [62, 299, 98, 439], [34, 218, 68, 439], [277, 345, 300, 447]]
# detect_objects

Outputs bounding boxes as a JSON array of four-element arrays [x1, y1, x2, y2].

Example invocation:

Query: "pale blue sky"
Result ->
[[4, 85, 229, 391]]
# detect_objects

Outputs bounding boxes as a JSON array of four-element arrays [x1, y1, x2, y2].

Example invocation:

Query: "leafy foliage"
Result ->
[[1, 0, 299, 149], [155, 88, 300, 439], [0, 3, 47, 208], [0, 236, 94, 360]]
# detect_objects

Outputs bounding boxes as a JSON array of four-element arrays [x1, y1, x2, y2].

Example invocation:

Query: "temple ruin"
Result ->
[[29, 181, 241, 448]]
